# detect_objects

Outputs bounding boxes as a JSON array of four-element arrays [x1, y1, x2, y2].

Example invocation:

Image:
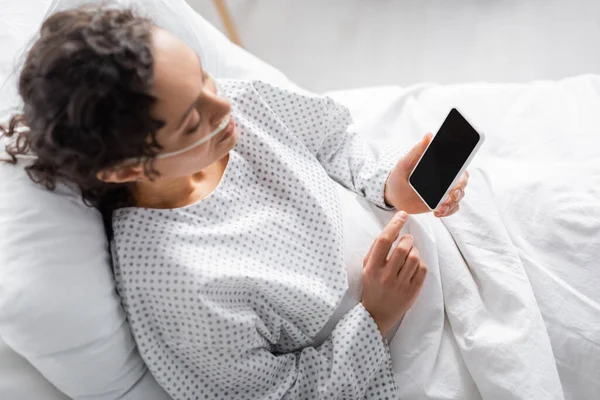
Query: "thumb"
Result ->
[[401, 133, 433, 171]]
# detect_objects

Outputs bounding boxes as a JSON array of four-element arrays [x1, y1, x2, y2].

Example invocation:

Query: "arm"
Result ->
[[151, 302, 395, 399], [252, 81, 404, 210]]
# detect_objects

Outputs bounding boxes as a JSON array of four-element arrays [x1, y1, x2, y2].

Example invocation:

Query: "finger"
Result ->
[[434, 201, 456, 217], [449, 186, 465, 202], [451, 173, 469, 200], [462, 170, 470, 182], [369, 211, 408, 268], [386, 234, 414, 275], [398, 246, 420, 282], [437, 203, 459, 218], [363, 239, 376, 268], [449, 188, 464, 202], [445, 203, 460, 217], [401, 133, 433, 172], [410, 263, 428, 289], [458, 172, 469, 190]]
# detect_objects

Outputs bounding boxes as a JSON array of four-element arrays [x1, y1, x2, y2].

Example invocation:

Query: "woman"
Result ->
[[1, 5, 469, 399]]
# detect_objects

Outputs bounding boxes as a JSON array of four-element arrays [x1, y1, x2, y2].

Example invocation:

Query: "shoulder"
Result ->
[[112, 207, 163, 235], [216, 78, 319, 104]]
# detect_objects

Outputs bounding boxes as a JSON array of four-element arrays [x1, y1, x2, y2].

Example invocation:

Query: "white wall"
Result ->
[[187, 0, 599, 92]]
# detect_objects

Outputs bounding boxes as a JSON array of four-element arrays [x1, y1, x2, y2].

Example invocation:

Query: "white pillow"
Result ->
[[0, 337, 68, 400], [0, 0, 293, 399], [0, 0, 294, 120]]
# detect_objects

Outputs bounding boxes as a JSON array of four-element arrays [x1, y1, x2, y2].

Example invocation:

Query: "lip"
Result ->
[[218, 118, 235, 142]]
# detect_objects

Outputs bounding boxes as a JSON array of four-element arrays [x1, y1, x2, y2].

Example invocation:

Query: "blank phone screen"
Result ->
[[409, 109, 480, 209]]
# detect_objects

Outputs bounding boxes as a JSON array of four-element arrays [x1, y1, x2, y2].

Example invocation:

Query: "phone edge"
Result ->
[[407, 110, 486, 212]]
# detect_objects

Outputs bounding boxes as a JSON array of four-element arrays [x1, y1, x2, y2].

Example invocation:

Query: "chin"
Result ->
[[212, 134, 235, 160], [222, 131, 237, 149]]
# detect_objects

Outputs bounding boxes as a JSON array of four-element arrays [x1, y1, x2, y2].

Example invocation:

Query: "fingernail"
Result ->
[[453, 189, 462, 200], [440, 206, 449, 215], [395, 211, 408, 221]]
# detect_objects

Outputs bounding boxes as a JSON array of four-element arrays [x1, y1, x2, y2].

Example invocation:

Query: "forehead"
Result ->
[[150, 27, 202, 122]]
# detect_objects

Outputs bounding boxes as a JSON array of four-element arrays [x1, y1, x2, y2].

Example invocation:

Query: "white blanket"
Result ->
[[331, 75, 600, 399], [339, 169, 563, 399], [393, 171, 562, 399]]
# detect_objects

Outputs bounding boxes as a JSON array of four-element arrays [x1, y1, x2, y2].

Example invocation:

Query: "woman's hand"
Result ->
[[384, 133, 470, 218], [361, 211, 427, 337]]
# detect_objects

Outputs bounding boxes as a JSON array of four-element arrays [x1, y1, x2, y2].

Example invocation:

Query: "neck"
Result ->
[[132, 154, 229, 209], [133, 177, 197, 209]]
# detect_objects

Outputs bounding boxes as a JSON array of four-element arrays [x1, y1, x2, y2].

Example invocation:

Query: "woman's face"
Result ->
[[102, 27, 235, 183]]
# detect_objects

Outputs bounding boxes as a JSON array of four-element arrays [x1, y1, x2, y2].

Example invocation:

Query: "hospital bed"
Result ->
[[0, 1, 598, 399]]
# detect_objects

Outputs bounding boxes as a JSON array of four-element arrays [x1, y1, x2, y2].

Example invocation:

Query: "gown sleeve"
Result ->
[[133, 298, 395, 399], [252, 81, 404, 210]]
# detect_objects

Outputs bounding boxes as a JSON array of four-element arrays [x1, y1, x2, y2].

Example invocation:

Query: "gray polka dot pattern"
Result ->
[[112, 80, 399, 399]]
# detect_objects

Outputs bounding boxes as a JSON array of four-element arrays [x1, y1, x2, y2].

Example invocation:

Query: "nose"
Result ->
[[204, 90, 231, 128]]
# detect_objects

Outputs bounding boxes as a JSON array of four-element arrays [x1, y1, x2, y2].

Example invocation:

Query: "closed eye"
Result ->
[[185, 119, 202, 135], [183, 69, 209, 135]]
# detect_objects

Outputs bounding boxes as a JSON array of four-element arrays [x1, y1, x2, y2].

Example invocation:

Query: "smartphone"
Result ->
[[409, 108, 485, 211]]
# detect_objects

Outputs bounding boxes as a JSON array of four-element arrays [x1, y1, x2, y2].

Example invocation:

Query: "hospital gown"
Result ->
[[111, 80, 403, 399]]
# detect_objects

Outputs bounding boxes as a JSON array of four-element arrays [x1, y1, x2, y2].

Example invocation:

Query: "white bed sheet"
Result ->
[[328, 76, 600, 399]]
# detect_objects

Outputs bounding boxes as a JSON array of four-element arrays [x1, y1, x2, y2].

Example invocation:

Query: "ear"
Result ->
[[96, 164, 144, 184]]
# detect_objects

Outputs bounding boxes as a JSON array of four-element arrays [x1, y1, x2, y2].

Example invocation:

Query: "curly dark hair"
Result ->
[[0, 4, 165, 233]]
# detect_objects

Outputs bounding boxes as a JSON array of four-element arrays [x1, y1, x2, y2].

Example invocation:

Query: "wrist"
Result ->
[[362, 303, 392, 337], [383, 172, 396, 209]]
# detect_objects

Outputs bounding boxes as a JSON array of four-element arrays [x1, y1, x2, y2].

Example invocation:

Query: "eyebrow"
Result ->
[[176, 53, 205, 129]]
